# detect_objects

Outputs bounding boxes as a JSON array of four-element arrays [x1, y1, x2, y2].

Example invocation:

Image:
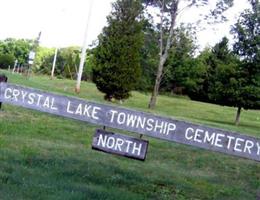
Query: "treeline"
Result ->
[[0, 41, 92, 80]]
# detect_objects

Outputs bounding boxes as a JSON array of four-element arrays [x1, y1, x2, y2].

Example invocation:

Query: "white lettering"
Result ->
[[97, 134, 107, 147], [234, 138, 245, 152], [42, 97, 50, 108], [243, 140, 254, 154], [114, 138, 124, 151], [75, 104, 83, 115], [185, 128, 194, 140], [203, 131, 215, 145], [194, 129, 203, 143], [92, 106, 101, 120], [226, 135, 235, 149], [28, 93, 35, 104], [106, 137, 115, 149], [50, 98, 58, 110], [257, 142, 260, 155], [66, 101, 74, 114], [154, 120, 164, 134], [132, 143, 142, 156], [126, 114, 137, 127], [136, 116, 146, 129], [166, 123, 176, 135], [4, 88, 12, 99], [110, 110, 118, 123], [21, 90, 28, 102], [117, 112, 126, 124], [146, 118, 154, 131], [13, 89, 20, 101], [83, 104, 92, 117], [36, 94, 43, 106], [125, 140, 133, 153], [214, 133, 225, 148]]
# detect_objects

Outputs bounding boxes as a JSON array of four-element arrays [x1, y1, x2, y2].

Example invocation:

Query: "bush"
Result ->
[[0, 54, 15, 69]]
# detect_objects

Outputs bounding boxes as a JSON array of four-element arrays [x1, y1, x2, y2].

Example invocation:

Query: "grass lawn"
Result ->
[[0, 70, 259, 200]]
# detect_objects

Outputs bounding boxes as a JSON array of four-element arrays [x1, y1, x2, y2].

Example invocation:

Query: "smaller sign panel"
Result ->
[[92, 129, 149, 161], [29, 51, 35, 60]]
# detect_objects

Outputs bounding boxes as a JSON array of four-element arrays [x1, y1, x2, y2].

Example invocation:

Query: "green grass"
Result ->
[[0, 70, 259, 200]]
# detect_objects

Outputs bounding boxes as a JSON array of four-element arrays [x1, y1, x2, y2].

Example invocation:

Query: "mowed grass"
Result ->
[[0, 70, 259, 200]]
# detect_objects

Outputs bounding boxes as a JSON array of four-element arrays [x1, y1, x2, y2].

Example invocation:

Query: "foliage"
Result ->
[[206, 37, 241, 106], [92, 0, 144, 100], [187, 38, 241, 105], [0, 54, 15, 69], [143, 0, 235, 108], [231, 0, 260, 111], [39, 47, 80, 79], [0, 38, 33, 65], [186, 34, 259, 124], [33, 46, 55, 71], [161, 25, 198, 94], [136, 19, 159, 91]]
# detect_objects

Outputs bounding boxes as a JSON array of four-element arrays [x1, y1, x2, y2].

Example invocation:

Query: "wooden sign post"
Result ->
[[0, 75, 8, 110], [0, 82, 259, 162]]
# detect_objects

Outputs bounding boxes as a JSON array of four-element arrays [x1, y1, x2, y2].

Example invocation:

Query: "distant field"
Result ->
[[0, 70, 259, 200]]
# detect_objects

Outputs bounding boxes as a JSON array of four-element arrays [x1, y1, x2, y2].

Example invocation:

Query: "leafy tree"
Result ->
[[143, 0, 234, 109], [92, 0, 143, 101], [0, 54, 15, 69], [230, 0, 260, 124], [161, 25, 197, 94], [186, 34, 258, 125], [33, 46, 54, 71], [185, 48, 212, 102], [187, 38, 240, 105], [0, 38, 33, 65], [39, 47, 80, 79], [206, 37, 242, 123], [137, 19, 159, 91]]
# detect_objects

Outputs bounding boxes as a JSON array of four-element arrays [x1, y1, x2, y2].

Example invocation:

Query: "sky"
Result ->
[[0, 0, 250, 50]]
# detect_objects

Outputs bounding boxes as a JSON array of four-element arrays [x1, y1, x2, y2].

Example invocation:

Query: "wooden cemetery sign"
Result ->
[[0, 82, 260, 162], [92, 129, 148, 161]]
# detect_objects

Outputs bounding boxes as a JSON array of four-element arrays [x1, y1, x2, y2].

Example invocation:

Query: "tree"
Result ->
[[0, 38, 32, 66], [92, 0, 143, 101], [0, 54, 15, 69], [38, 47, 80, 79], [143, 0, 234, 109], [231, 0, 260, 125], [33, 46, 54, 71], [206, 37, 243, 124], [136, 19, 159, 91], [161, 25, 197, 94]]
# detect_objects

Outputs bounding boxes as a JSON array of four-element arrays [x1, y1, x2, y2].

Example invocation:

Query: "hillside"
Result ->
[[0, 70, 259, 200]]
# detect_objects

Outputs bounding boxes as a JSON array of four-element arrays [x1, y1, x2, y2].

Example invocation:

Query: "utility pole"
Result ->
[[75, 0, 93, 93], [51, 48, 58, 79]]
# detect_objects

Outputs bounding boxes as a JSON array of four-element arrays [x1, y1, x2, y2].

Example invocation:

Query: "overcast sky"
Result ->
[[0, 0, 250, 50]]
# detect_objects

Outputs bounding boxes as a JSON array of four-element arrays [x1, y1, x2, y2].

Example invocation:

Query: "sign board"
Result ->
[[0, 83, 259, 162], [29, 51, 35, 60], [92, 129, 148, 161]]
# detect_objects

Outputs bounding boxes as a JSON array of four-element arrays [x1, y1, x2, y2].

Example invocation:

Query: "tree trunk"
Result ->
[[235, 106, 242, 126], [148, 0, 179, 109], [148, 60, 164, 109]]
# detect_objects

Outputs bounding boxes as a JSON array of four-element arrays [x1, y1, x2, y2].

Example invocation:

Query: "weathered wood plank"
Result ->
[[92, 129, 149, 161], [0, 82, 259, 162]]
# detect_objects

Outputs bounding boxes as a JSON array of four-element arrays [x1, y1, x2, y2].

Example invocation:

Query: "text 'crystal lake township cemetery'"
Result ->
[[0, 82, 259, 162]]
